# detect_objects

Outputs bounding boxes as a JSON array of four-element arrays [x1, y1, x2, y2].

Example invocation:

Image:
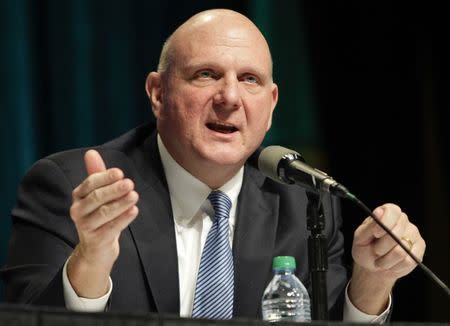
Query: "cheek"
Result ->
[[247, 98, 274, 131], [162, 89, 207, 128]]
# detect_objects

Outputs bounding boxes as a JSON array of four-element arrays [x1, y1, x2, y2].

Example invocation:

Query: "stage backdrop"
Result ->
[[0, 0, 448, 321]]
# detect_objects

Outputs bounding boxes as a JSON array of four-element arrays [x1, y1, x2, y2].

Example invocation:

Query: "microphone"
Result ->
[[249, 145, 350, 198], [249, 145, 450, 300]]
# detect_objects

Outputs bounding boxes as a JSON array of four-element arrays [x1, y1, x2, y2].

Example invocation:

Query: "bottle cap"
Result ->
[[272, 256, 296, 270]]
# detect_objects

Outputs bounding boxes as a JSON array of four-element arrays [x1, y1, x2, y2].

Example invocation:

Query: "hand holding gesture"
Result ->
[[349, 203, 426, 314], [67, 150, 139, 298]]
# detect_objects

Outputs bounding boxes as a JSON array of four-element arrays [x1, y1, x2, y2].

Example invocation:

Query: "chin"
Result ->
[[199, 146, 249, 168]]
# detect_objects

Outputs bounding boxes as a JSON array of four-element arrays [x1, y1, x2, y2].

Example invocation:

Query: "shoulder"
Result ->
[[25, 123, 157, 187], [48, 123, 154, 164]]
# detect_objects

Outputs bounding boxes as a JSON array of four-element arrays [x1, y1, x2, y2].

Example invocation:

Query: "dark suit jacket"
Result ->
[[1, 124, 347, 319]]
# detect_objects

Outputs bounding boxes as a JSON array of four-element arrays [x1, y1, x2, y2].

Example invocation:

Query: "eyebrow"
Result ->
[[181, 61, 271, 80]]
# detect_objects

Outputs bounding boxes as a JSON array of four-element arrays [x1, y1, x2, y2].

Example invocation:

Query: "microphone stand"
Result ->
[[306, 190, 328, 320]]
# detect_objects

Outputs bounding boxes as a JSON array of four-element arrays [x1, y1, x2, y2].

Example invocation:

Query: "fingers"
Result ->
[[372, 204, 402, 238], [71, 150, 137, 228], [76, 190, 139, 232], [72, 178, 134, 217], [70, 149, 139, 239], [372, 212, 408, 257], [353, 204, 402, 246], [353, 215, 378, 246], [389, 235, 426, 275], [73, 168, 124, 199], [375, 223, 426, 270], [95, 205, 139, 241], [375, 240, 409, 269], [85, 149, 107, 175]]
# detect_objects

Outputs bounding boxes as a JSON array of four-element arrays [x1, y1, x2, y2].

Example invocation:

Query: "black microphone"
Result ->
[[249, 145, 350, 198]]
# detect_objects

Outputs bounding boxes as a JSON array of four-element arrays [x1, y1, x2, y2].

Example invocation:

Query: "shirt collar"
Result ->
[[157, 134, 243, 226]]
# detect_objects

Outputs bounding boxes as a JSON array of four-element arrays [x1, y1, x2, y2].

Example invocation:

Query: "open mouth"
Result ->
[[206, 122, 238, 134]]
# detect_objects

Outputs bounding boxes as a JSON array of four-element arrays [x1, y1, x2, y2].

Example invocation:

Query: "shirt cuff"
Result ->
[[343, 281, 391, 323], [62, 257, 112, 312]]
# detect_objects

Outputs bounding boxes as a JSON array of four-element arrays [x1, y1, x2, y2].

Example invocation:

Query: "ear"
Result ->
[[266, 83, 279, 131], [145, 72, 164, 119]]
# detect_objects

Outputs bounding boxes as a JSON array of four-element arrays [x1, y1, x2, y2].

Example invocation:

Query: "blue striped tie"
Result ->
[[192, 190, 234, 319]]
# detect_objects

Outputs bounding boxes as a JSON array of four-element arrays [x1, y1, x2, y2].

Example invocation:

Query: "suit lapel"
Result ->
[[127, 132, 180, 314], [233, 166, 279, 318]]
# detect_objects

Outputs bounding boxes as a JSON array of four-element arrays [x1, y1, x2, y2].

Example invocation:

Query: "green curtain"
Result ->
[[248, 0, 325, 167], [249, 0, 319, 145], [1, 0, 36, 276]]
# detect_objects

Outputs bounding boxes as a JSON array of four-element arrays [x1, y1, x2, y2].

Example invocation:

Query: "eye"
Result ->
[[195, 70, 217, 80], [241, 74, 259, 84]]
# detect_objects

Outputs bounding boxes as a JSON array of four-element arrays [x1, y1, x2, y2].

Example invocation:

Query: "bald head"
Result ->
[[145, 8, 279, 188], [157, 9, 273, 76]]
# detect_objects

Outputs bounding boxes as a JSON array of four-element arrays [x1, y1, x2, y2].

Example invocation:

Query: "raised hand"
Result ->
[[67, 150, 139, 298]]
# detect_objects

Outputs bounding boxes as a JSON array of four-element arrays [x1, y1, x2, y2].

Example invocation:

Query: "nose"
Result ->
[[213, 76, 242, 110]]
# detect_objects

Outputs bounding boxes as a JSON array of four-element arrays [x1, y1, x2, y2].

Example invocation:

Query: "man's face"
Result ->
[[150, 18, 278, 181]]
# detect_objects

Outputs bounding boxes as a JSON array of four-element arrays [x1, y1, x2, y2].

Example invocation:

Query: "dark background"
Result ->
[[1, 0, 448, 321]]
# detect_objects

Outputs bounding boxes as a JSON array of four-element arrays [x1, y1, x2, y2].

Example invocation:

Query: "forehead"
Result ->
[[171, 21, 272, 74]]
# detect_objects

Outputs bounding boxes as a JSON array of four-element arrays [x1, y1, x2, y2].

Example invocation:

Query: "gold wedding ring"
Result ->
[[401, 236, 414, 250]]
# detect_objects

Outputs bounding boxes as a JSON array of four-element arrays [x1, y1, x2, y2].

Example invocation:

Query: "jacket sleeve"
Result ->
[[1, 158, 79, 307]]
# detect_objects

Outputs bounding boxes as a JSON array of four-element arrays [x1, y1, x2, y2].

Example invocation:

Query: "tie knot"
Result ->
[[208, 191, 232, 221]]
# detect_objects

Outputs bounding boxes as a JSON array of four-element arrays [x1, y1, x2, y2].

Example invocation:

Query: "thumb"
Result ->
[[84, 149, 106, 175], [353, 207, 384, 246]]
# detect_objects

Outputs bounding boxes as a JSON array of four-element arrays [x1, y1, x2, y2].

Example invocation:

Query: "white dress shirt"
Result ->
[[157, 135, 243, 317], [62, 134, 390, 321]]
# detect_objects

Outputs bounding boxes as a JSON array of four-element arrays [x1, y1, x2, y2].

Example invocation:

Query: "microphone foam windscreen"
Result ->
[[258, 146, 300, 182]]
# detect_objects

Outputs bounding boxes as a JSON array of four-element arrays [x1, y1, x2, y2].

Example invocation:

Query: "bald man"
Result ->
[[2, 9, 425, 321]]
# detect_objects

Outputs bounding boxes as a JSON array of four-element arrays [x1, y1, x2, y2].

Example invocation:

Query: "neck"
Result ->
[[187, 160, 241, 189]]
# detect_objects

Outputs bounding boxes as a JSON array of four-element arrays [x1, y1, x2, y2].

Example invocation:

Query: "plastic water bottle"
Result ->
[[261, 256, 311, 322]]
